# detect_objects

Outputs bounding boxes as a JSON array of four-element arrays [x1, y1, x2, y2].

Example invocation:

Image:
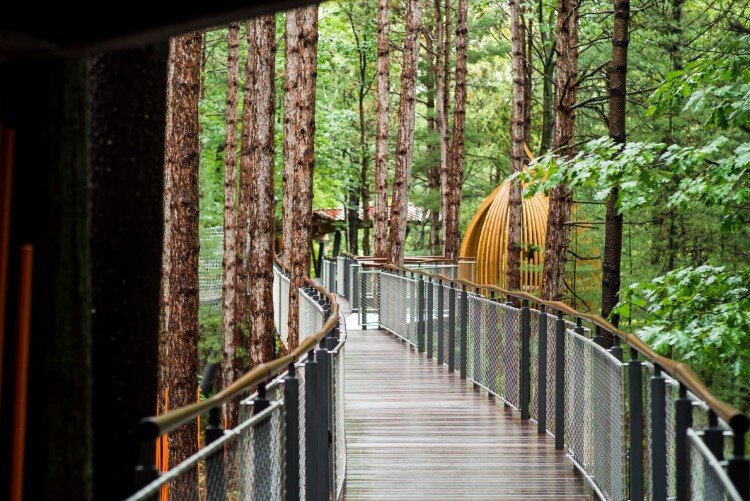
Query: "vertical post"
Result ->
[[629, 348, 644, 501], [448, 283, 456, 372], [360, 270, 367, 329], [651, 364, 667, 501], [520, 300, 531, 420], [284, 362, 300, 501], [427, 277, 434, 358], [304, 349, 318, 500], [728, 426, 749, 501], [593, 325, 605, 347], [315, 338, 332, 500], [352, 263, 359, 311], [702, 410, 724, 460], [460, 284, 468, 379], [610, 339, 623, 362], [675, 382, 692, 501], [133, 441, 159, 491], [537, 308, 547, 434], [554, 312, 565, 450], [437, 279, 444, 365], [205, 405, 226, 500], [417, 275, 425, 353]]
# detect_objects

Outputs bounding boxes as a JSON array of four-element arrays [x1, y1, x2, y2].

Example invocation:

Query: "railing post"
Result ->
[[460, 284, 468, 379], [360, 269, 367, 329], [448, 283, 456, 372], [628, 348, 644, 501], [417, 275, 426, 353], [554, 312, 565, 450], [205, 405, 226, 500], [427, 276, 434, 358], [675, 382, 692, 500], [133, 441, 159, 492], [702, 410, 724, 460], [728, 426, 749, 501], [651, 364, 667, 501], [284, 362, 300, 501], [520, 299, 531, 420], [352, 263, 359, 312], [610, 339, 623, 362], [437, 278, 444, 365], [304, 349, 319, 500], [315, 338, 332, 499], [252, 382, 271, 500], [537, 307, 547, 434]]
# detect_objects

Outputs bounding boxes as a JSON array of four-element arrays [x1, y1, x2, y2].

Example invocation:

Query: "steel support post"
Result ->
[[448, 284, 456, 372], [651, 365, 667, 501], [460, 285, 468, 379], [629, 348, 644, 501], [675, 383, 693, 500], [315, 340, 332, 499], [133, 441, 159, 491], [417, 275, 426, 353], [537, 308, 547, 434], [304, 350, 319, 500], [284, 363, 300, 501], [427, 277, 434, 358], [437, 279, 444, 364], [520, 300, 531, 420], [728, 430, 749, 501]]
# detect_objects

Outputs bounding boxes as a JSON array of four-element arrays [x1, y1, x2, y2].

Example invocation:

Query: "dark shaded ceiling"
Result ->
[[1, 0, 319, 58]]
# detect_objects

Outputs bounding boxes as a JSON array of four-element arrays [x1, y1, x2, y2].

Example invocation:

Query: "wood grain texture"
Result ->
[[344, 328, 593, 500]]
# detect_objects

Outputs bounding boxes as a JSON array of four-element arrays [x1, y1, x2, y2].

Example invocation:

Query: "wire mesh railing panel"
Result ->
[[544, 315, 557, 436], [331, 342, 347, 499], [299, 291, 325, 342], [127, 402, 285, 501], [358, 269, 380, 329], [564, 329, 627, 501], [665, 374, 679, 499], [528, 308, 540, 422], [688, 429, 743, 501], [297, 362, 307, 500], [336, 257, 346, 297], [279, 274, 290, 344]]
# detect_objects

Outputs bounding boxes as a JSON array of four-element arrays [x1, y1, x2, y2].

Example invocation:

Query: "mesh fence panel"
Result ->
[[298, 291, 325, 342], [331, 340, 347, 499], [379, 272, 419, 346], [127, 403, 284, 501], [688, 429, 743, 501], [297, 361, 307, 500], [358, 269, 380, 329], [336, 257, 346, 297], [564, 328, 627, 501]]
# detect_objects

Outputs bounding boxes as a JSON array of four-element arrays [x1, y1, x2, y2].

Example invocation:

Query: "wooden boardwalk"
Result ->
[[343, 328, 593, 500]]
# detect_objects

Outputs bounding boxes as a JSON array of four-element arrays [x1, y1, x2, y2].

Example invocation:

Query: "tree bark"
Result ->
[[388, 0, 422, 266], [373, 0, 391, 258], [523, 18, 533, 149], [506, 0, 527, 291], [426, 33, 441, 255], [445, 0, 468, 261], [601, 0, 630, 329], [160, 32, 201, 478], [221, 23, 240, 424], [247, 15, 278, 365], [347, 187, 359, 254], [541, 0, 578, 301], [284, 6, 318, 347], [440, 0, 453, 257]]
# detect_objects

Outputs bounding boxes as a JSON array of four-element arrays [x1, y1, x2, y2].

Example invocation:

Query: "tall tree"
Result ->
[[506, 0, 527, 290], [284, 6, 319, 347], [159, 32, 202, 475], [440, 0, 452, 252], [247, 15, 278, 365], [373, 0, 391, 258], [445, 0, 469, 261], [600, 0, 630, 327], [425, 30, 442, 255], [221, 22, 241, 423], [388, 0, 423, 266], [541, 0, 578, 300]]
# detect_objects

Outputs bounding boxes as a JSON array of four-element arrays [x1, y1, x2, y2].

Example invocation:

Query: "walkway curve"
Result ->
[[343, 327, 593, 500]]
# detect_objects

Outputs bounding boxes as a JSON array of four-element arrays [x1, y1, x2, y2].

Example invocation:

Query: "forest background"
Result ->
[[194, 0, 750, 412]]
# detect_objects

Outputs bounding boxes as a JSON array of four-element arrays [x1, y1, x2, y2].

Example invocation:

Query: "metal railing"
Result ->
[[368, 261, 749, 501], [127, 262, 346, 501]]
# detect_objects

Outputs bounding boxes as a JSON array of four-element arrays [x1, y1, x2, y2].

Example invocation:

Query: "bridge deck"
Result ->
[[343, 327, 593, 500]]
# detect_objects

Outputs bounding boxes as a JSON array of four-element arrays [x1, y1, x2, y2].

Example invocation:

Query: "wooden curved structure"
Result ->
[[460, 181, 548, 293]]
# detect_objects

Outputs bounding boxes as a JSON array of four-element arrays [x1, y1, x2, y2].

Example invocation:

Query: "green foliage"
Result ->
[[614, 266, 750, 410]]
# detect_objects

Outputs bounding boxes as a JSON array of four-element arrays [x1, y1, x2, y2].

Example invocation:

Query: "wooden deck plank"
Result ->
[[343, 328, 593, 500]]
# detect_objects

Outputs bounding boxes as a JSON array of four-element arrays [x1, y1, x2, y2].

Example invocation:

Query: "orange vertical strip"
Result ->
[[161, 388, 169, 500], [9, 245, 32, 501], [0, 129, 16, 408]]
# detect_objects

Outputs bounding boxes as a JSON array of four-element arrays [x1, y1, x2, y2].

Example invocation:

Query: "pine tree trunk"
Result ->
[[347, 187, 359, 254], [388, 0, 422, 266], [425, 32, 441, 255], [541, 0, 578, 301], [238, 22, 259, 362], [358, 53, 372, 256], [160, 32, 201, 479], [248, 15, 278, 365], [284, 6, 319, 348], [506, 0, 527, 291], [601, 0, 630, 328], [440, 0, 452, 256], [221, 22, 240, 424], [373, 0, 391, 258], [434, 0, 446, 255], [445, 0, 468, 261], [523, 19, 533, 149]]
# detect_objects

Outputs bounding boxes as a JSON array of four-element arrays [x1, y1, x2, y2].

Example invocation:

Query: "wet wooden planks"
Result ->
[[343, 328, 593, 500]]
